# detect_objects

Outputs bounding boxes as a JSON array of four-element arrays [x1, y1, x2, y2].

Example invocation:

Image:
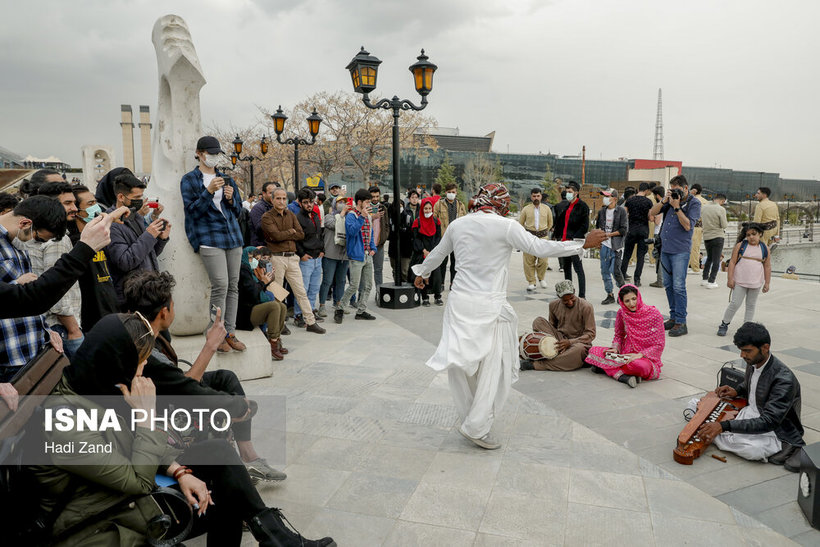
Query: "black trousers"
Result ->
[[703, 237, 724, 283], [183, 439, 267, 546], [559, 255, 585, 297], [621, 231, 649, 282], [202, 370, 250, 442], [438, 252, 456, 290]]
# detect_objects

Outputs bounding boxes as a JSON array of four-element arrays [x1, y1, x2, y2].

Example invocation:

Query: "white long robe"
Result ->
[[412, 212, 583, 439]]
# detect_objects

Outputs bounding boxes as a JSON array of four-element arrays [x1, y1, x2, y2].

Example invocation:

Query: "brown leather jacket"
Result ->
[[260, 208, 304, 253]]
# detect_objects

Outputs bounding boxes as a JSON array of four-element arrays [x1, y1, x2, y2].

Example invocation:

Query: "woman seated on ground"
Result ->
[[32, 313, 334, 547], [409, 198, 443, 306], [585, 284, 665, 388], [237, 246, 289, 360]]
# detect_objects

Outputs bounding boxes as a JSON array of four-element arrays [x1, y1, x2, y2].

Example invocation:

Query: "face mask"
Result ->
[[602, 197, 611, 206], [446, 192, 456, 200], [128, 198, 144, 212], [565, 192, 574, 201], [424, 212, 433, 218], [249, 258, 259, 270], [203, 154, 221, 168], [81, 203, 102, 222]]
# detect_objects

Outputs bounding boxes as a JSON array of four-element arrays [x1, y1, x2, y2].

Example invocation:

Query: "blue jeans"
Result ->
[[49, 324, 84, 360], [294, 257, 322, 316], [319, 257, 348, 306], [599, 245, 625, 295], [661, 251, 690, 323]]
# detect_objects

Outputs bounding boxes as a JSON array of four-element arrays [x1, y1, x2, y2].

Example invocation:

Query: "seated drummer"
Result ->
[[697, 322, 804, 472], [520, 280, 596, 371]]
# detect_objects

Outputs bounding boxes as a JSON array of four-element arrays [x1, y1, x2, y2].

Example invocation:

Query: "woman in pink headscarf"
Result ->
[[585, 284, 665, 388]]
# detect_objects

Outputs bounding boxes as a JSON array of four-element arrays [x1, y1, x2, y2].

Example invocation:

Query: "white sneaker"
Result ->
[[700, 279, 709, 287], [527, 284, 537, 292], [539, 279, 548, 289], [706, 282, 719, 289]]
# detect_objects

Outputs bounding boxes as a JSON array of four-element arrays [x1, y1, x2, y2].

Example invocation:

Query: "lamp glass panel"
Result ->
[[351, 69, 361, 89], [274, 117, 285, 134], [361, 66, 376, 87]]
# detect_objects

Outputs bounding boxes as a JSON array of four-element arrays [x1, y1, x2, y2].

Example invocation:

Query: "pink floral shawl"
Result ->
[[611, 284, 665, 378]]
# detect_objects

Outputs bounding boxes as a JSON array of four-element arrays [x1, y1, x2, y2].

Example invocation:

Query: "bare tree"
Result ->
[[462, 153, 503, 195]]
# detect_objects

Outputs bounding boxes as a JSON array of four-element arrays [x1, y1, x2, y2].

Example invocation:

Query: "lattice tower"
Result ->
[[653, 88, 664, 160]]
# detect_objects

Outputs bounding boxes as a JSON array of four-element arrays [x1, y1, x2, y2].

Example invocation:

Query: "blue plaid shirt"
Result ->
[[180, 167, 244, 252], [0, 226, 48, 372]]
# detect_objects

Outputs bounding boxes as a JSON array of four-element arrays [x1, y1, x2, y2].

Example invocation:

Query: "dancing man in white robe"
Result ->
[[412, 183, 607, 449]]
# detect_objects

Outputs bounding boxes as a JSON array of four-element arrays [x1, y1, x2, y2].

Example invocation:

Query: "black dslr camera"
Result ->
[[670, 188, 683, 200]]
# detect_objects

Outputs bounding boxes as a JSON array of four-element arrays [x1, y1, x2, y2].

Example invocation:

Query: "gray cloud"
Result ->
[[1, 0, 818, 180]]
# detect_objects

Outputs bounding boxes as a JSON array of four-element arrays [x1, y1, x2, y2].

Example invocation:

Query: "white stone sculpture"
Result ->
[[149, 15, 271, 379], [150, 14, 210, 335]]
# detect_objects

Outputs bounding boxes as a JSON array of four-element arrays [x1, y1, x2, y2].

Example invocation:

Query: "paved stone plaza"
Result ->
[[194, 251, 818, 546]]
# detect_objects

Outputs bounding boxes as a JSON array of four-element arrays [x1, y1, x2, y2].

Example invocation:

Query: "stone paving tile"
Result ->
[[293, 437, 375, 471], [651, 513, 748, 546], [754, 502, 814, 538], [493, 460, 570, 504], [326, 472, 419, 519], [400, 481, 491, 531], [563, 503, 654, 547], [645, 476, 736, 524], [354, 444, 437, 481], [792, 529, 820, 546], [717, 474, 800, 515], [382, 521, 476, 546], [478, 487, 567, 541], [422, 451, 503, 487], [270, 463, 351, 507], [568, 468, 648, 512], [302, 508, 395, 546]]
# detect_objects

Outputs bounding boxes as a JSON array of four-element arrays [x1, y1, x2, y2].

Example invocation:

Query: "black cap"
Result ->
[[329, 183, 341, 190], [566, 180, 581, 191], [196, 136, 224, 154]]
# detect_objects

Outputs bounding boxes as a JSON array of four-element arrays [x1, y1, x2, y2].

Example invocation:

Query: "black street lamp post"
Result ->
[[346, 47, 436, 305], [270, 106, 322, 192], [746, 193, 752, 219], [229, 135, 268, 197]]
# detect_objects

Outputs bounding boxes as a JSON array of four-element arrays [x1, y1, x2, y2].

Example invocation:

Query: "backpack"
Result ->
[[334, 213, 346, 246], [736, 240, 768, 264]]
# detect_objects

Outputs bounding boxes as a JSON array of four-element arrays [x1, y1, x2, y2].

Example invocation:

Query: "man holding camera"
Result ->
[[648, 175, 701, 337]]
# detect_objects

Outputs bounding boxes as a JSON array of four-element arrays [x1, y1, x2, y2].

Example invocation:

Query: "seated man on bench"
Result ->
[[123, 270, 286, 483]]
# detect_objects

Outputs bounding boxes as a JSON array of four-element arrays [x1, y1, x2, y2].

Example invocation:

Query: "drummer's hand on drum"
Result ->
[[414, 276, 428, 290], [556, 340, 572, 353], [697, 421, 723, 443], [715, 386, 737, 399]]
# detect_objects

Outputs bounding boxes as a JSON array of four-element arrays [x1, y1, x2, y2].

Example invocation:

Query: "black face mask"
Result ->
[[128, 198, 144, 212]]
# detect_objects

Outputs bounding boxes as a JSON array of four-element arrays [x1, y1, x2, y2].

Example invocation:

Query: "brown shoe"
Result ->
[[225, 334, 247, 352], [306, 322, 326, 334], [267, 338, 284, 360], [276, 338, 289, 355], [217, 339, 232, 353]]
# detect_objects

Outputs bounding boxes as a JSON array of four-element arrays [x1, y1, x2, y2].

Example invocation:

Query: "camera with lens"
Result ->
[[670, 188, 683, 200]]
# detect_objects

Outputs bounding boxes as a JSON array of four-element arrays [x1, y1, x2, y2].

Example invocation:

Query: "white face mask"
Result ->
[[602, 197, 611, 206], [249, 258, 259, 270], [203, 153, 221, 168], [424, 211, 433, 218], [446, 192, 456, 201], [565, 192, 574, 201]]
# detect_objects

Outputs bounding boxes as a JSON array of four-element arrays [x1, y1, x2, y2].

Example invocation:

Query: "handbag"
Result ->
[[334, 214, 346, 246]]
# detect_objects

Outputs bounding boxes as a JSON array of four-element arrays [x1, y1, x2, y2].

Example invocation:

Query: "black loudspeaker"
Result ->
[[797, 442, 820, 529], [718, 360, 746, 391], [377, 283, 420, 309]]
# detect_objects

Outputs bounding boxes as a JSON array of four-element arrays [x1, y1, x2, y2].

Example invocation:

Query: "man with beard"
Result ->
[[697, 322, 804, 471], [518, 188, 554, 292]]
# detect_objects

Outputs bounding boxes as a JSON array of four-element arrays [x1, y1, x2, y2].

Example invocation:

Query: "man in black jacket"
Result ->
[[294, 187, 324, 326], [552, 181, 590, 298], [698, 322, 804, 471], [124, 270, 287, 483]]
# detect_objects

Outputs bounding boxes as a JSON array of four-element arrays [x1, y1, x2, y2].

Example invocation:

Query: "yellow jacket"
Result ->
[[753, 198, 780, 237], [518, 203, 554, 236]]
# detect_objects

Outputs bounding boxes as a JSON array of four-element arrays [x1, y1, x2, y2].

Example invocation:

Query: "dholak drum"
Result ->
[[519, 332, 558, 361]]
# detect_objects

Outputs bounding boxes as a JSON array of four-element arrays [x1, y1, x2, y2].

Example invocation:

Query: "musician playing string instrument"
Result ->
[[697, 322, 804, 471], [519, 280, 596, 372]]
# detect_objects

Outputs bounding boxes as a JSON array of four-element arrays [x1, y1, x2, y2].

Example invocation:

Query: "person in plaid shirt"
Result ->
[[0, 196, 66, 382], [335, 189, 377, 323], [181, 136, 247, 353]]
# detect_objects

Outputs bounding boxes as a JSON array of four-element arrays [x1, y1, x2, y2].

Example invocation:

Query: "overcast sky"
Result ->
[[2, 0, 818, 180]]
